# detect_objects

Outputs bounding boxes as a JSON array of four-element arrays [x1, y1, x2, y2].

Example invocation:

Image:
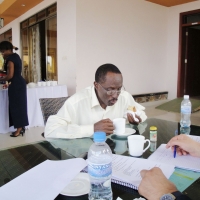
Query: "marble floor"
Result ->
[[0, 100, 200, 150]]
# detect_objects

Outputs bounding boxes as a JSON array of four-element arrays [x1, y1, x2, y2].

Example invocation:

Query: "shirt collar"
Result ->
[[91, 85, 101, 108]]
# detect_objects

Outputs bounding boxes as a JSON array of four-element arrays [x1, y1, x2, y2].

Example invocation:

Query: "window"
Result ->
[[20, 3, 57, 83]]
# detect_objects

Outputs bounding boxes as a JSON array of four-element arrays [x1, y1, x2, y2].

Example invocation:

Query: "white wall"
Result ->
[[1, 0, 200, 98], [57, 0, 76, 95], [76, 0, 168, 96]]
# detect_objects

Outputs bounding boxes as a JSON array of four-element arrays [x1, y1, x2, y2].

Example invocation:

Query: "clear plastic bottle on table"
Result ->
[[87, 131, 113, 200], [180, 95, 192, 128]]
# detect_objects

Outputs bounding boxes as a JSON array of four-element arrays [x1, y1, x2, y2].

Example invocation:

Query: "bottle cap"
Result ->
[[150, 126, 157, 131], [93, 131, 106, 142], [184, 95, 189, 99]]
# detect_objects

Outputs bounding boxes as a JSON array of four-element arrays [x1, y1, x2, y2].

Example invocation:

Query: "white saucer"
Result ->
[[60, 172, 90, 196], [114, 128, 136, 137]]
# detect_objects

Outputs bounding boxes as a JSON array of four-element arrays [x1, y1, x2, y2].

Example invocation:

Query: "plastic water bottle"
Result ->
[[87, 131, 112, 200], [180, 95, 192, 127]]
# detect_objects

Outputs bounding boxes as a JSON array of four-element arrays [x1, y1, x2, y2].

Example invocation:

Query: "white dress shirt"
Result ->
[[44, 86, 147, 139]]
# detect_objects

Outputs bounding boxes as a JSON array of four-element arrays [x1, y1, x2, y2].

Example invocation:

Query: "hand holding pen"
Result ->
[[166, 134, 200, 158]]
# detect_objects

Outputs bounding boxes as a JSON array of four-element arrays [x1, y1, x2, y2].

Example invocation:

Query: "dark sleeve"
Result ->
[[176, 194, 192, 200], [7, 54, 21, 65], [172, 191, 192, 200]]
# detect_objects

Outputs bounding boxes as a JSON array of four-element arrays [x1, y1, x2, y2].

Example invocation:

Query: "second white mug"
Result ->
[[128, 135, 150, 157]]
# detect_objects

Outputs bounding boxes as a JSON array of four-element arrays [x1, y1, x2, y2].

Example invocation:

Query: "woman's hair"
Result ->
[[0, 41, 13, 51], [13, 46, 18, 51], [95, 63, 121, 83]]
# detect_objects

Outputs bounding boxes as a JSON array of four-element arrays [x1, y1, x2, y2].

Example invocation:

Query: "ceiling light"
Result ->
[[21, 4, 25, 6]]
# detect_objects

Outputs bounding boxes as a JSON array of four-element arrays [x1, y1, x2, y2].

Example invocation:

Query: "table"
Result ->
[[0, 118, 200, 200], [0, 85, 68, 134]]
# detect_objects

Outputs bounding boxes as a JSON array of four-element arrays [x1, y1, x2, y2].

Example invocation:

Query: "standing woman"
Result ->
[[0, 41, 29, 137]]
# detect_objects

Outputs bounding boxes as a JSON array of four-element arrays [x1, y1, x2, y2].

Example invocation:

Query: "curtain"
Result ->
[[29, 24, 41, 82]]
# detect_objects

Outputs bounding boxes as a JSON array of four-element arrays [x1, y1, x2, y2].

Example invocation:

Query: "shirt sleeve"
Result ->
[[44, 100, 94, 139], [176, 194, 192, 200]]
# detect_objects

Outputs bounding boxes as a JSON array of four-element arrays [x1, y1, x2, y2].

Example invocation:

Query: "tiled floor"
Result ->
[[0, 100, 200, 150]]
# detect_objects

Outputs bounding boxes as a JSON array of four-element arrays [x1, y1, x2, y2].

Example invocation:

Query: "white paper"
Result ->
[[0, 158, 87, 200], [112, 154, 175, 188], [188, 135, 200, 143], [148, 144, 200, 172]]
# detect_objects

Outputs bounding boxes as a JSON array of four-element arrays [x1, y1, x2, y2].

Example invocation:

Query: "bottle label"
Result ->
[[181, 106, 191, 114], [88, 161, 112, 178], [150, 131, 157, 141], [150, 141, 157, 152]]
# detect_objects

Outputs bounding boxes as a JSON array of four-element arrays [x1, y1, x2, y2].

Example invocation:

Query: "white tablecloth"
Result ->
[[0, 85, 68, 134]]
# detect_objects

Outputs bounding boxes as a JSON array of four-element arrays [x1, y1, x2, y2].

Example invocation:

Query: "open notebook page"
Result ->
[[148, 143, 200, 172], [112, 154, 175, 189]]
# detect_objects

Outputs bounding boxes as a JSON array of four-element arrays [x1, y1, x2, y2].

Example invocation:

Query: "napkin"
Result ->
[[123, 110, 141, 122]]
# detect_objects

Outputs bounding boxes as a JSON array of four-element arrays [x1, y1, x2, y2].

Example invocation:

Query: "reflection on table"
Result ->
[[0, 84, 68, 134], [0, 118, 200, 200]]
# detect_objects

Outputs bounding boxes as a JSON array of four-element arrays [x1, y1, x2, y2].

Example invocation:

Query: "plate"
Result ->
[[60, 172, 90, 196], [113, 128, 136, 138]]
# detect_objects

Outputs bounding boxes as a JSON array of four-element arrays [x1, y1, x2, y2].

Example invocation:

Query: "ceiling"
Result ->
[[0, 0, 199, 26], [146, 0, 199, 7], [0, 0, 44, 26]]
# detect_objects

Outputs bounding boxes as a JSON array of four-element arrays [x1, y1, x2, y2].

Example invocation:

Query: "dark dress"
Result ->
[[5, 53, 29, 128]]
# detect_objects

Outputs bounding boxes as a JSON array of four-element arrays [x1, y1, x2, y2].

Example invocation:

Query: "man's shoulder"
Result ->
[[67, 86, 93, 104], [120, 90, 132, 99]]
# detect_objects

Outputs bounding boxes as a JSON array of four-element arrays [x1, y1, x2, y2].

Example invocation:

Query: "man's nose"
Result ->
[[111, 91, 119, 98]]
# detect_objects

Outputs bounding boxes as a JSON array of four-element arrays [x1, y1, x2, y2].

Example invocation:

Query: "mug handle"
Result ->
[[143, 139, 150, 153]]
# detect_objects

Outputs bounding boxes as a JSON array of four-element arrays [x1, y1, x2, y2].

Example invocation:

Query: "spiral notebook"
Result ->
[[82, 154, 174, 190], [111, 154, 174, 190]]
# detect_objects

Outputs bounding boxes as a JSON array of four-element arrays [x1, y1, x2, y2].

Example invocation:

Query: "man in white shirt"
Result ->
[[45, 63, 147, 139]]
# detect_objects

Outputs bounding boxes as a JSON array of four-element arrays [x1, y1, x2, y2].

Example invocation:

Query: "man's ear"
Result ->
[[94, 81, 98, 89]]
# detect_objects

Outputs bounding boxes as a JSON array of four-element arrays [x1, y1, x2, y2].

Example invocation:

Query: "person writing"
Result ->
[[138, 134, 200, 200], [45, 63, 147, 139], [0, 41, 29, 137]]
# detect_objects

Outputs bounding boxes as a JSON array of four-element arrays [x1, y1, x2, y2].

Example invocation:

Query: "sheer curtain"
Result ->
[[29, 24, 41, 82]]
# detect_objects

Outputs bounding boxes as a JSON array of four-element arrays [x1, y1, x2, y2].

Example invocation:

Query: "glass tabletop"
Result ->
[[0, 118, 200, 200]]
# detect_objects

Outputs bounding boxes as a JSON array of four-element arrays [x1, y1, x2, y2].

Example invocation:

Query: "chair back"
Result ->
[[39, 97, 69, 124]]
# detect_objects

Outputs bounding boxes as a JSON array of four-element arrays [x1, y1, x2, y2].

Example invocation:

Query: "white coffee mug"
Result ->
[[46, 81, 51, 86], [113, 118, 125, 135], [128, 135, 150, 157], [37, 82, 42, 87], [52, 81, 57, 86], [42, 81, 46, 86]]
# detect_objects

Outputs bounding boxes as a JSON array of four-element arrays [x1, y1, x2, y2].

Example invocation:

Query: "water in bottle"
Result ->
[[180, 126, 191, 135], [87, 131, 112, 200], [180, 95, 191, 127]]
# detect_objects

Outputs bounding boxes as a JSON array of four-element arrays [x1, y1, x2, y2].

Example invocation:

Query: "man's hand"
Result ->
[[166, 134, 200, 157], [94, 119, 114, 135], [127, 113, 141, 125], [138, 167, 177, 200]]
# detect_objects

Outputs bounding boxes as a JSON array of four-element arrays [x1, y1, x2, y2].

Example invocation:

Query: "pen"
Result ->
[[174, 146, 177, 158], [174, 130, 178, 158]]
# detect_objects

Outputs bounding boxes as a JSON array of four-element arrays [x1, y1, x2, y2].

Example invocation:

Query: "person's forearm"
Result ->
[[44, 115, 94, 139], [0, 75, 10, 81], [45, 125, 93, 139]]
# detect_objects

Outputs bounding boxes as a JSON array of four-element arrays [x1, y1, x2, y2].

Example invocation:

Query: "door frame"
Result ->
[[177, 9, 200, 97]]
